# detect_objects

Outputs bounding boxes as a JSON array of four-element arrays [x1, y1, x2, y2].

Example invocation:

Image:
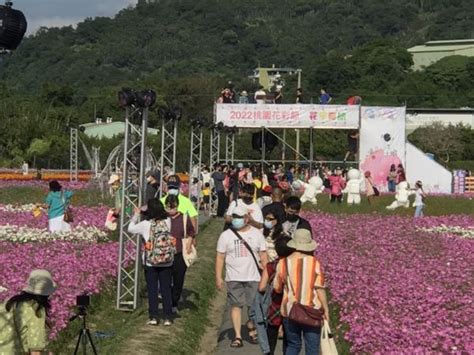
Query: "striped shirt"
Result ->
[[273, 253, 325, 317]]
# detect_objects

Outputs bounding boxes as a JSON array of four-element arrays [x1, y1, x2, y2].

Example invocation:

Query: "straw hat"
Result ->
[[22, 269, 57, 296], [108, 174, 120, 185], [287, 229, 317, 252]]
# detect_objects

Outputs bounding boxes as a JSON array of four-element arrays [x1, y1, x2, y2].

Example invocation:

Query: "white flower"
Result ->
[[0, 225, 109, 243], [418, 225, 474, 239]]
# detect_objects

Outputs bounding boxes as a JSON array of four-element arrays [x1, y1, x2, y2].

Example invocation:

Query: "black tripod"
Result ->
[[70, 306, 98, 355]]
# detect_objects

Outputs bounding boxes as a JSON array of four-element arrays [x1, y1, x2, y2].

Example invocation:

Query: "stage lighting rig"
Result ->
[[0, 1, 27, 51], [118, 88, 156, 109]]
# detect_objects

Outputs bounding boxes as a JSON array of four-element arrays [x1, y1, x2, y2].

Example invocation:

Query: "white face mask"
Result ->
[[264, 220, 274, 229], [168, 189, 179, 196]]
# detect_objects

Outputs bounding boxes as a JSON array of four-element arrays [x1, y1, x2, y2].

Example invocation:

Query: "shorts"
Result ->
[[226, 281, 259, 307], [203, 196, 210, 204]]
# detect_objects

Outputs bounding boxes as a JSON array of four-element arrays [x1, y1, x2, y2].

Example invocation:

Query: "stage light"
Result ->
[[118, 88, 137, 108], [158, 104, 183, 121], [191, 116, 206, 128], [136, 89, 156, 108], [118, 88, 156, 109], [0, 2, 27, 50]]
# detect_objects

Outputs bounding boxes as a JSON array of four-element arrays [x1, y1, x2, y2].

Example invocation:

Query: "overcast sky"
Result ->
[[15, 0, 137, 35]]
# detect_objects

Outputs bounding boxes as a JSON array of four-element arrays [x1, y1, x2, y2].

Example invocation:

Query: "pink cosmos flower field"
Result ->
[[0, 205, 110, 230], [305, 212, 474, 354], [0, 204, 122, 339]]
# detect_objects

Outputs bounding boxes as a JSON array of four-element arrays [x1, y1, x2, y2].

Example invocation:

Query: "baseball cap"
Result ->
[[232, 205, 248, 217], [167, 174, 181, 189]]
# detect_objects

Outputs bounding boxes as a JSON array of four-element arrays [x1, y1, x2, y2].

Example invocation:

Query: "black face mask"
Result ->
[[243, 197, 253, 205], [286, 214, 299, 223]]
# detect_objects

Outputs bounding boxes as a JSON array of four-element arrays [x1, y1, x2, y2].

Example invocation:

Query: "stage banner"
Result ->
[[359, 106, 406, 189], [215, 104, 359, 128]]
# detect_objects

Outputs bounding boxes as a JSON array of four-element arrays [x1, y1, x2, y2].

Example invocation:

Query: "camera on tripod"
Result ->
[[71, 294, 97, 355], [74, 294, 90, 316]]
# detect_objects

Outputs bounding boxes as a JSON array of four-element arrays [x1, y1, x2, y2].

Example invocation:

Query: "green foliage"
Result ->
[[408, 123, 472, 164]]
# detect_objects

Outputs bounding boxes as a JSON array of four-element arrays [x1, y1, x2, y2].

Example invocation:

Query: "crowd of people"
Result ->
[[215, 81, 337, 106]]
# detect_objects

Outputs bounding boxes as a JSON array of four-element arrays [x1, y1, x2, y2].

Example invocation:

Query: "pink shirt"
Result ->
[[328, 175, 345, 195]]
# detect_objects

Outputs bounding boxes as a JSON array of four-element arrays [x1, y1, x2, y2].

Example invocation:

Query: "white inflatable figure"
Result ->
[[345, 169, 363, 205], [386, 181, 413, 210], [291, 180, 305, 199], [297, 176, 324, 205]]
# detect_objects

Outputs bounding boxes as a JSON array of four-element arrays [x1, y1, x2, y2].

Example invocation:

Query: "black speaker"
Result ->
[[252, 131, 279, 153], [264, 132, 278, 153], [0, 4, 27, 50], [252, 132, 262, 151]]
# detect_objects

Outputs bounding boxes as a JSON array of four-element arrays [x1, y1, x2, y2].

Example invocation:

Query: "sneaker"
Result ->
[[147, 319, 158, 326], [163, 319, 173, 326]]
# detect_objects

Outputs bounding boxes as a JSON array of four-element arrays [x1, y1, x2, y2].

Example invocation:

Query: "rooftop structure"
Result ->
[[80, 120, 159, 139], [250, 66, 301, 91], [408, 39, 474, 70]]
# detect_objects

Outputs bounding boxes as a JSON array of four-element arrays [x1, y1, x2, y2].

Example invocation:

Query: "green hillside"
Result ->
[[1, 0, 474, 92]]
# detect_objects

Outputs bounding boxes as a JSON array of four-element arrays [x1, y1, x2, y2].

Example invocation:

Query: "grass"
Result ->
[[0, 186, 112, 206], [303, 193, 474, 216], [327, 290, 351, 355], [47, 218, 222, 354]]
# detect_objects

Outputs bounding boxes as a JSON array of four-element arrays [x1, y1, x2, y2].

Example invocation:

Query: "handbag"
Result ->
[[373, 186, 380, 196], [320, 320, 338, 355], [286, 259, 324, 327], [62, 192, 74, 223], [182, 215, 197, 267]]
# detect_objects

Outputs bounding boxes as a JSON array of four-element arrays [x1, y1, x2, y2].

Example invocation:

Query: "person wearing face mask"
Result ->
[[262, 211, 284, 263], [165, 195, 196, 314], [216, 206, 268, 348], [262, 187, 286, 226], [282, 196, 312, 238], [161, 175, 199, 234], [225, 184, 264, 229], [145, 170, 161, 204]]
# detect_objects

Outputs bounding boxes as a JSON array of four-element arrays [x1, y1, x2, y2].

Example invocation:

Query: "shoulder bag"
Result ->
[[182, 215, 197, 267], [285, 258, 324, 327], [61, 191, 74, 223]]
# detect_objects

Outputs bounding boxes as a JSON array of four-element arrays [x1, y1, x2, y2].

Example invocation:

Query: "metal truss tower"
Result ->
[[189, 123, 203, 207], [209, 126, 221, 216], [224, 130, 235, 164], [160, 119, 178, 196], [116, 106, 149, 311], [70, 128, 78, 182]]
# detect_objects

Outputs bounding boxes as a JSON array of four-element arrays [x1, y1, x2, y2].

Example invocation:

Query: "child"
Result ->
[[413, 180, 425, 217], [202, 182, 210, 213], [364, 171, 377, 204], [328, 167, 346, 203], [189, 178, 201, 204]]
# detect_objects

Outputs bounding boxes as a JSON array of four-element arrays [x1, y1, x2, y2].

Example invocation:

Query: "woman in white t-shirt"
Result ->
[[128, 199, 174, 326], [413, 180, 426, 218]]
